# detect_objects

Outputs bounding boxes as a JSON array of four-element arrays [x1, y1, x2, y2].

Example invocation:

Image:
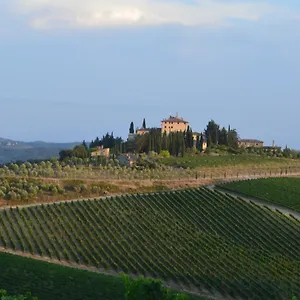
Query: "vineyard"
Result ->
[[0, 188, 299, 299], [218, 177, 300, 212]]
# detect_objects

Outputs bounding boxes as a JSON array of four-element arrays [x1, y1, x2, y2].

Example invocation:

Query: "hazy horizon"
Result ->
[[1, 0, 299, 148]]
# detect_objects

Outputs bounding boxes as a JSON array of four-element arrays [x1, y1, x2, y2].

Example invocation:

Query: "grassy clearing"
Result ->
[[0, 188, 299, 299], [218, 177, 300, 212]]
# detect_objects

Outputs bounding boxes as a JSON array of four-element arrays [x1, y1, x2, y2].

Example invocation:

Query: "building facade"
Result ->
[[161, 114, 189, 134], [90, 146, 110, 158], [136, 128, 151, 135], [192, 132, 208, 151], [238, 139, 264, 148]]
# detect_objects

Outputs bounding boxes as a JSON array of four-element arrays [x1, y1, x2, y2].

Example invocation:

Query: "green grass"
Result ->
[[0, 252, 203, 300], [0, 188, 299, 299], [218, 177, 300, 212], [0, 251, 125, 300], [157, 154, 297, 169]]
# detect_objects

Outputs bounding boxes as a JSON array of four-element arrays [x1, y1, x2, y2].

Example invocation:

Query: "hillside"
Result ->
[[218, 177, 300, 212], [0, 138, 79, 164], [0, 187, 299, 299]]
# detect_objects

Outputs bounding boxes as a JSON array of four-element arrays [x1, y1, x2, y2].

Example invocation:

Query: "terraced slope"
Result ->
[[218, 177, 300, 212], [0, 188, 299, 299]]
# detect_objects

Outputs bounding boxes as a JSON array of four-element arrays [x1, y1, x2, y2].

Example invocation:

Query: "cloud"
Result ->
[[13, 0, 283, 29]]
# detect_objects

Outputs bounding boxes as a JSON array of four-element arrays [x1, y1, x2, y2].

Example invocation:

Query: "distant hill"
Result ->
[[0, 138, 80, 164]]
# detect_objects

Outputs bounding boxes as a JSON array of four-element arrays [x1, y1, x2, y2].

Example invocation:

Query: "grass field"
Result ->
[[0, 188, 299, 299], [0, 251, 125, 300], [0, 252, 204, 300], [157, 154, 299, 169], [218, 177, 300, 212]]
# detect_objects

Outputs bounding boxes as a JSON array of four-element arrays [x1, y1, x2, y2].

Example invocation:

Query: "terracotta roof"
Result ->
[[136, 128, 151, 131], [161, 116, 188, 123]]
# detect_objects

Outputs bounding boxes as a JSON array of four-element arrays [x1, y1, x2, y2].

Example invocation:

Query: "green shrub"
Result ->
[[121, 274, 189, 300], [160, 150, 170, 158]]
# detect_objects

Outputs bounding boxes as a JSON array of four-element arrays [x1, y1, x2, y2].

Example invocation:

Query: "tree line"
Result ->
[[58, 119, 239, 160], [204, 120, 239, 149], [59, 132, 124, 160]]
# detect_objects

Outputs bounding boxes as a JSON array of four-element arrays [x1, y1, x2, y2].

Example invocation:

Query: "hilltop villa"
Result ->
[[130, 113, 207, 151], [161, 113, 189, 134]]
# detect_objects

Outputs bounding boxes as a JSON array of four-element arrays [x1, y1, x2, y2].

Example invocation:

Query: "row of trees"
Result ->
[[132, 127, 200, 157], [58, 119, 249, 160], [89, 132, 123, 150], [59, 133, 124, 161], [129, 119, 239, 156]]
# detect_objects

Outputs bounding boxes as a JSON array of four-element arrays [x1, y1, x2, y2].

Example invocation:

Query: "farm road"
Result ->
[[211, 186, 300, 220]]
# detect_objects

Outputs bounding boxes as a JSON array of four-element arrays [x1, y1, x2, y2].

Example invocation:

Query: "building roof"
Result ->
[[161, 115, 188, 124], [238, 139, 264, 143], [136, 128, 151, 132], [136, 127, 161, 132]]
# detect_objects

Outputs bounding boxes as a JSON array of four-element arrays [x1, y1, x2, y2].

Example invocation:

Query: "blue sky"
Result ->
[[0, 0, 300, 148]]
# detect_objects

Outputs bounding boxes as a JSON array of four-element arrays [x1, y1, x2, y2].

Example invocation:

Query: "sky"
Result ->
[[0, 0, 300, 148]]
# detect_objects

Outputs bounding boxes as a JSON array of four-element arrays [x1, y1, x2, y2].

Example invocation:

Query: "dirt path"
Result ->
[[213, 186, 300, 220]]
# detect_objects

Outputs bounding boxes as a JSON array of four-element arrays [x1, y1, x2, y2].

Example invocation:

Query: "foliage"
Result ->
[[160, 150, 171, 158], [204, 121, 238, 148], [0, 188, 299, 299], [0, 290, 37, 300], [89, 133, 123, 153], [0, 178, 64, 201], [0, 178, 119, 202], [130, 122, 135, 134], [0, 252, 125, 300], [121, 274, 189, 300], [218, 177, 300, 212], [134, 128, 201, 157]]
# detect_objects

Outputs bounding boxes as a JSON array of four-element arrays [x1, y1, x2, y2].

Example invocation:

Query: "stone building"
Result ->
[[161, 113, 189, 134], [90, 146, 110, 158], [238, 139, 264, 148]]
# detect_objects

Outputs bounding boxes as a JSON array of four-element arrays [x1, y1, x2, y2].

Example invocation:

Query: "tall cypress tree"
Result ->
[[196, 135, 200, 150], [142, 118, 146, 129], [199, 133, 204, 152], [162, 132, 167, 150], [129, 122, 134, 134]]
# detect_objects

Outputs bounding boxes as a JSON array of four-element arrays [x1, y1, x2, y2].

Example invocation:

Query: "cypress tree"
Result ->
[[129, 122, 134, 134], [162, 132, 167, 151], [196, 135, 200, 150], [199, 133, 204, 152], [142, 118, 146, 129]]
